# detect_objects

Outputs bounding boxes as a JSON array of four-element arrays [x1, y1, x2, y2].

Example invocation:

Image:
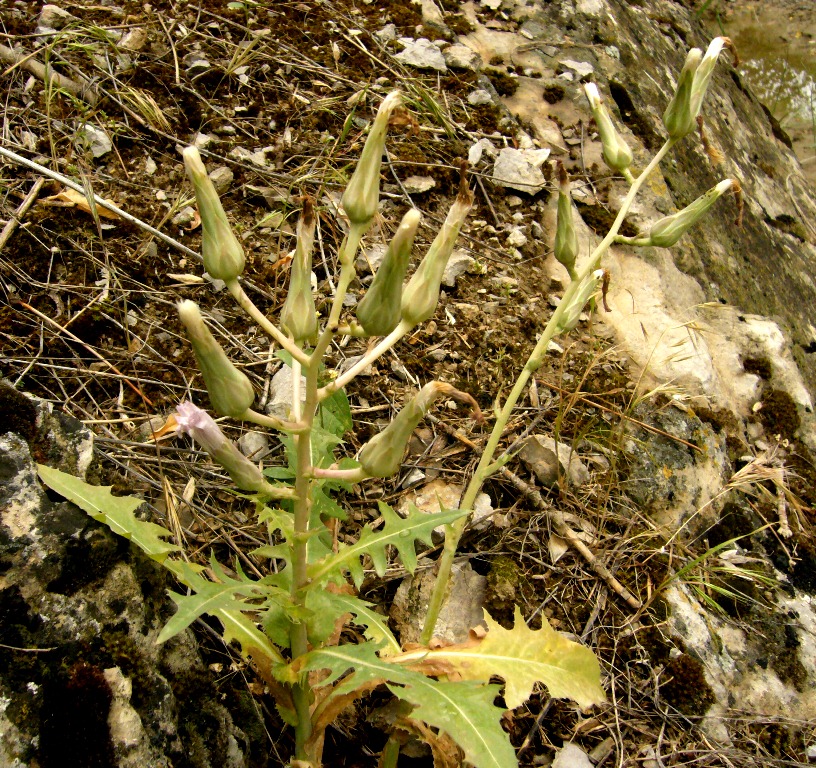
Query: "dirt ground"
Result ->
[[1, 0, 815, 766]]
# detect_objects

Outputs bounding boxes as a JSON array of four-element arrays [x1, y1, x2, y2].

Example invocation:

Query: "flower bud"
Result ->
[[554, 163, 579, 279], [584, 83, 633, 174], [280, 199, 319, 343], [341, 91, 402, 227], [662, 47, 702, 140], [401, 170, 473, 327], [177, 300, 255, 418], [175, 401, 266, 492], [646, 179, 734, 247], [358, 382, 479, 477], [557, 269, 604, 333], [356, 208, 421, 336], [182, 147, 245, 282]]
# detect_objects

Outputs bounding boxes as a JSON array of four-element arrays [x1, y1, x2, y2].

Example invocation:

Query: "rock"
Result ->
[[237, 430, 269, 460], [559, 58, 595, 80], [183, 51, 210, 75], [519, 435, 590, 487], [209, 165, 234, 195], [77, 123, 113, 158], [467, 137, 498, 166], [374, 23, 397, 43], [395, 38, 447, 72], [467, 88, 494, 106], [0, 395, 251, 767], [172, 206, 196, 226], [492, 147, 550, 194], [266, 365, 307, 419], [443, 44, 482, 71], [441, 248, 475, 287], [355, 242, 387, 274], [37, 4, 75, 30], [402, 175, 436, 194], [119, 28, 149, 52], [397, 479, 494, 541], [480, 0, 502, 9], [553, 743, 593, 768], [506, 227, 528, 248], [390, 559, 486, 645]]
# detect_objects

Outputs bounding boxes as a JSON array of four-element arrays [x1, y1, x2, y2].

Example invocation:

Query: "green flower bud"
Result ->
[[662, 48, 702, 141], [358, 382, 479, 477], [175, 401, 266, 492], [557, 269, 604, 333], [341, 91, 402, 227], [584, 83, 633, 174], [182, 147, 245, 282], [554, 163, 579, 280], [356, 208, 421, 336], [401, 172, 473, 327], [280, 199, 318, 343], [177, 300, 255, 418], [646, 179, 734, 247]]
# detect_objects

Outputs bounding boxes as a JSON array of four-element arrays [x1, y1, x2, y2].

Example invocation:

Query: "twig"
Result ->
[[0, 177, 45, 255], [0, 43, 99, 105]]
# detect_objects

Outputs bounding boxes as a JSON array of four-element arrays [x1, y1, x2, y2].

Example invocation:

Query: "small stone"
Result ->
[[38, 4, 75, 30], [481, 0, 502, 9], [77, 123, 113, 158], [467, 137, 498, 167], [519, 435, 590, 486], [374, 23, 397, 43], [443, 44, 482, 71], [355, 242, 387, 274], [145, 156, 158, 175], [442, 249, 475, 287], [172, 206, 196, 226], [183, 52, 210, 75], [193, 133, 214, 148], [492, 147, 550, 194], [507, 227, 528, 248], [209, 165, 234, 195], [467, 88, 493, 106], [561, 59, 595, 80], [237, 431, 270, 460], [402, 175, 436, 194], [395, 38, 447, 72], [553, 743, 593, 768], [119, 28, 149, 51], [266, 366, 307, 419]]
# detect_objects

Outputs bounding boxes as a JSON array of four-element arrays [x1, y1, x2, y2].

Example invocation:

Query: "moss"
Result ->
[[758, 388, 800, 440], [542, 83, 565, 104], [742, 356, 772, 379], [660, 653, 715, 716], [0, 382, 38, 442], [484, 68, 519, 97], [486, 555, 522, 625], [446, 14, 474, 35]]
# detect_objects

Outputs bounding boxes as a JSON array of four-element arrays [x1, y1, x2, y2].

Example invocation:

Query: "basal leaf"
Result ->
[[37, 464, 181, 562], [301, 643, 516, 768], [307, 501, 465, 588], [401, 606, 606, 710]]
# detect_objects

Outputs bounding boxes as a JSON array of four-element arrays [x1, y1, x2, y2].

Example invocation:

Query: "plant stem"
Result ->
[[419, 139, 676, 645], [226, 279, 311, 366]]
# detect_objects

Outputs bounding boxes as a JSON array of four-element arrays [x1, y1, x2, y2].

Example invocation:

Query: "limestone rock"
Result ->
[[492, 147, 550, 193], [395, 38, 447, 72]]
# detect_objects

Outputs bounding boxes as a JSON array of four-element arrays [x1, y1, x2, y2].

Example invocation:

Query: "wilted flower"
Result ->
[[177, 300, 254, 418], [356, 208, 421, 336], [584, 83, 633, 174], [175, 401, 266, 492], [342, 91, 402, 227], [280, 198, 319, 343], [646, 179, 735, 247], [554, 162, 579, 280], [182, 147, 245, 282], [358, 382, 480, 477], [401, 169, 473, 327]]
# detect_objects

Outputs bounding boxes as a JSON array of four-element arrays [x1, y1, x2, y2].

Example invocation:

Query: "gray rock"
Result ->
[[395, 38, 447, 72], [77, 123, 113, 158], [443, 44, 482, 71], [208, 165, 234, 195], [467, 88, 494, 106], [402, 175, 436, 194], [266, 365, 307, 419], [442, 248, 475, 287], [559, 58, 595, 80], [519, 435, 590, 486], [492, 147, 550, 193], [374, 23, 397, 43], [237, 430, 270, 460]]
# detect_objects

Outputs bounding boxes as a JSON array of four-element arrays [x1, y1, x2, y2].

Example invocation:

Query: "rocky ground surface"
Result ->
[[1, 0, 815, 766]]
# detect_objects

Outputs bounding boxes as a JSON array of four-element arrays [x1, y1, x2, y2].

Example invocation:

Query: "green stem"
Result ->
[[226, 279, 311, 367], [419, 138, 676, 645], [381, 736, 401, 768]]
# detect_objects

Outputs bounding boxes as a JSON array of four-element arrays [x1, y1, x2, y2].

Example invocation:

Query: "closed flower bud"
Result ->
[[175, 401, 266, 492], [558, 269, 604, 333], [584, 83, 633, 174], [662, 48, 702, 140], [182, 147, 245, 281], [554, 163, 579, 279], [342, 91, 402, 227], [401, 171, 473, 327], [356, 208, 421, 336], [177, 300, 255, 418], [358, 382, 479, 477], [280, 199, 319, 343], [647, 179, 734, 247]]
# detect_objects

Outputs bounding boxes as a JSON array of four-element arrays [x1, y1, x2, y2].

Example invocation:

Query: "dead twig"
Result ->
[[0, 177, 46, 256], [0, 43, 98, 105]]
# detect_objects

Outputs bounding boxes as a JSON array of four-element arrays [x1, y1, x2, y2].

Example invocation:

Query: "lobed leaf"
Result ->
[[37, 464, 181, 562]]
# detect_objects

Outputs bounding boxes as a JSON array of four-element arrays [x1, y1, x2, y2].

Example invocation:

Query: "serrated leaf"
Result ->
[[320, 592, 401, 656], [308, 502, 465, 588], [302, 643, 516, 768], [37, 464, 181, 562], [403, 606, 606, 710], [317, 388, 352, 437]]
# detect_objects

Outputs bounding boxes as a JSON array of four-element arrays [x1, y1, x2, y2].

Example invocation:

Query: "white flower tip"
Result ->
[[380, 90, 402, 112], [592, 268, 605, 280], [584, 82, 600, 104], [716, 179, 735, 194], [402, 208, 422, 229]]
